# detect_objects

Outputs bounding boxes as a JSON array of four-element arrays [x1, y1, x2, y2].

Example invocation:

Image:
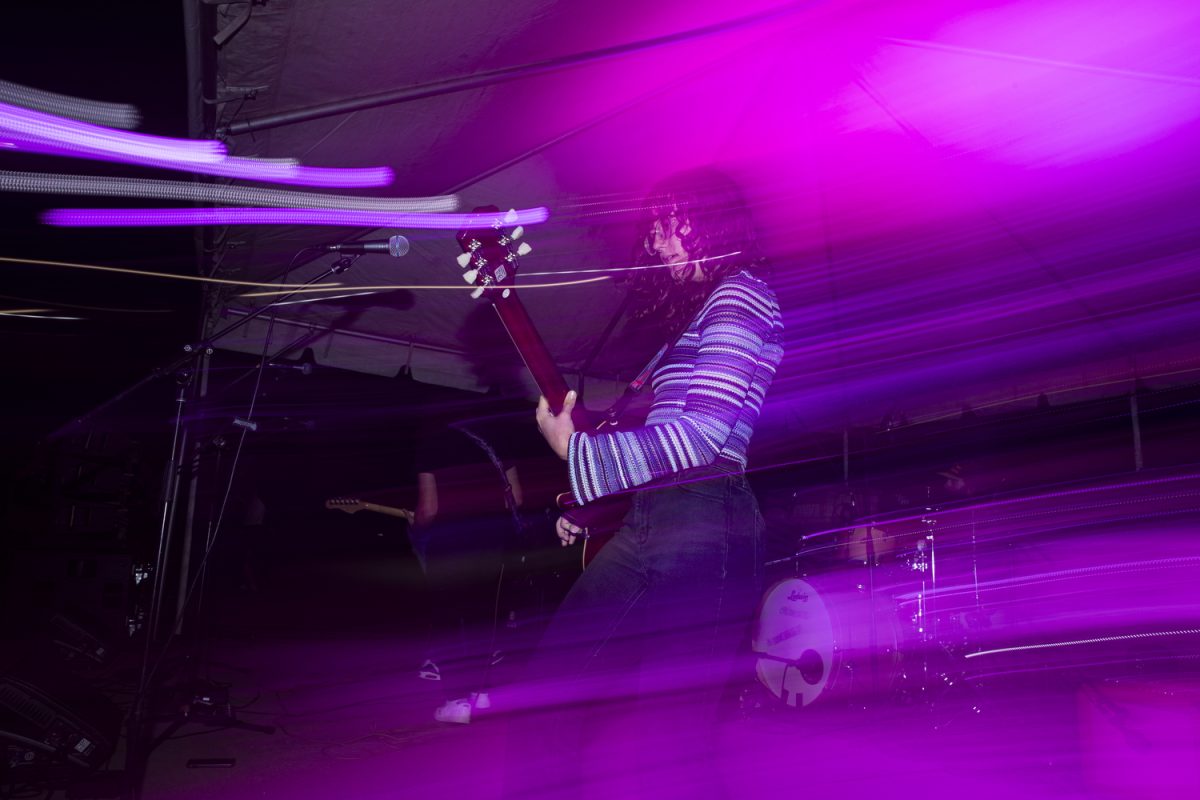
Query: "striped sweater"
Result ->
[[568, 270, 784, 504]]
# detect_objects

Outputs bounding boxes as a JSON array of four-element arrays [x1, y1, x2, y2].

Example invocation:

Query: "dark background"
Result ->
[[0, 6, 529, 639], [0, 5, 196, 444]]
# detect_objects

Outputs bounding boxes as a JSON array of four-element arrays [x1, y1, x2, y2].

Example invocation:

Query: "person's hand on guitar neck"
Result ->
[[556, 514, 584, 547], [535, 390, 577, 461], [537, 391, 597, 549]]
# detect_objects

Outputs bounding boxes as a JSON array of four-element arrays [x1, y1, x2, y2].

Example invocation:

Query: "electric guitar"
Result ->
[[325, 497, 415, 524], [455, 208, 632, 565]]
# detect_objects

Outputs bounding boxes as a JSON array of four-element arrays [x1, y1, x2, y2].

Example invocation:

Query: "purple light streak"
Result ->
[[41, 206, 550, 229], [757, 201, 1200, 433], [0, 80, 141, 129], [3, 134, 395, 188], [0, 170, 458, 213], [0, 102, 395, 187], [187, 156, 395, 188], [0, 101, 224, 163]]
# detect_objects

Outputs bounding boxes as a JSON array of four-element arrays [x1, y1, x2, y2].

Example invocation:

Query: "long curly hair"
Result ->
[[629, 167, 767, 330]]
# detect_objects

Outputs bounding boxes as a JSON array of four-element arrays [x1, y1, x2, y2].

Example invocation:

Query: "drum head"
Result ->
[[753, 573, 903, 708], [752, 578, 836, 707]]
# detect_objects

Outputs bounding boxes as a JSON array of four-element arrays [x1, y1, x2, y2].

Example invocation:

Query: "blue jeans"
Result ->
[[502, 473, 764, 798]]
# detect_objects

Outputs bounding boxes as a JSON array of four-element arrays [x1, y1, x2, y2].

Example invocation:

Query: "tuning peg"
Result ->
[[517, 242, 532, 256], [462, 269, 479, 284], [510, 225, 524, 240], [503, 208, 519, 225], [456, 252, 472, 268], [471, 286, 486, 300]]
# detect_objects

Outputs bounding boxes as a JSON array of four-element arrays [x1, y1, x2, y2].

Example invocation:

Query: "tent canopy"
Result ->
[[203, 0, 1200, 435]]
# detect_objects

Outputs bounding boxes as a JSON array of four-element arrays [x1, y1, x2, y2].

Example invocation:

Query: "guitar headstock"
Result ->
[[454, 205, 532, 301], [325, 498, 366, 514]]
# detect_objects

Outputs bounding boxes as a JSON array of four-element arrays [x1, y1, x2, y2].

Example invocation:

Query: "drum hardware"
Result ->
[[907, 536, 932, 640], [755, 472, 1200, 717], [753, 496, 958, 710], [922, 668, 986, 732], [910, 502, 941, 690], [908, 499, 940, 648]]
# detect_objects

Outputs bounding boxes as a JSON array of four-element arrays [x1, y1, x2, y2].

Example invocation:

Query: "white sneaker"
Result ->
[[433, 691, 490, 724], [434, 697, 472, 724], [417, 659, 440, 681]]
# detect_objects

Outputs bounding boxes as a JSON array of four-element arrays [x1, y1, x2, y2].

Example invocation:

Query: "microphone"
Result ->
[[319, 235, 410, 257], [268, 361, 314, 375]]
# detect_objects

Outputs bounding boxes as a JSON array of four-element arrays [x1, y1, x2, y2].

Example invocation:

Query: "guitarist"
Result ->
[[507, 167, 784, 796]]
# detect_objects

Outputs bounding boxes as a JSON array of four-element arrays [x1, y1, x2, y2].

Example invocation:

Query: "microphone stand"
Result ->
[[63, 253, 364, 800], [49, 255, 359, 443]]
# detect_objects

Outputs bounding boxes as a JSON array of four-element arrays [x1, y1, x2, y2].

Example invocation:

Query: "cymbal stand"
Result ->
[[906, 490, 938, 700]]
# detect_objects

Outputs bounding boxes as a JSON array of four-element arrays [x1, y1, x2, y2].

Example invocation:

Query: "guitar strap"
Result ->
[[447, 422, 525, 535], [600, 297, 707, 422], [598, 342, 667, 424]]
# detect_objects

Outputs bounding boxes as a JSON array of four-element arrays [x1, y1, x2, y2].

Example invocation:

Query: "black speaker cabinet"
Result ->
[[0, 663, 121, 771]]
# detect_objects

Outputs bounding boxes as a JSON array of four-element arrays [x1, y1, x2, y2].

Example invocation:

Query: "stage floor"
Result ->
[[128, 549, 1200, 800]]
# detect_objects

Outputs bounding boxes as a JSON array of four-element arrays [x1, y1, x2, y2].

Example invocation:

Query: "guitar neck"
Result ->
[[326, 496, 415, 522], [365, 502, 412, 519], [492, 291, 572, 412]]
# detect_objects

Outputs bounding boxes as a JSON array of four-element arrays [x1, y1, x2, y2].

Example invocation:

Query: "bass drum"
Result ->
[[752, 571, 904, 707]]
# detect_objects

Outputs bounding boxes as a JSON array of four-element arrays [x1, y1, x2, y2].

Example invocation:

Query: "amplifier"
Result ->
[[0, 666, 121, 771]]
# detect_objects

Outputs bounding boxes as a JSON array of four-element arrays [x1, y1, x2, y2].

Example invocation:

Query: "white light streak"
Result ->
[[0, 255, 328, 289], [0, 308, 85, 320], [964, 628, 1200, 659], [0, 170, 458, 213], [0, 101, 224, 163], [0, 293, 172, 314], [520, 251, 743, 277], [234, 275, 611, 299], [0, 80, 141, 129], [267, 291, 386, 307]]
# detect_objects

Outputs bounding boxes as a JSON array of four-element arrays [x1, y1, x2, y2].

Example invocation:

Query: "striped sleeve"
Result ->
[[567, 278, 777, 504]]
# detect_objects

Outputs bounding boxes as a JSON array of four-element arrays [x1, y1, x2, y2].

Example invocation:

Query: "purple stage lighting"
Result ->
[[0, 80, 141, 129], [0, 101, 224, 163], [42, 206, 551, 229], [202, 157, 395, 188], [0, 102, 394, 187], [0, 170, 457, 213], [2, 133, 395, 188]]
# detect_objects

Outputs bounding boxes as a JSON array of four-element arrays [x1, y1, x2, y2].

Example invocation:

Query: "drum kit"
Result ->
[[751, 469, 1200, 710], [753, 505, 941, 709]]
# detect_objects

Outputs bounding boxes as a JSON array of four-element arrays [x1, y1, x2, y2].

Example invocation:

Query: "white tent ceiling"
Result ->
[[203, 0, 1200, 434]]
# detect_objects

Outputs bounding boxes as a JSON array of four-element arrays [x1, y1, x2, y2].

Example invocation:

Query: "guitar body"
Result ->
[[564, 496, 628, 568]]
